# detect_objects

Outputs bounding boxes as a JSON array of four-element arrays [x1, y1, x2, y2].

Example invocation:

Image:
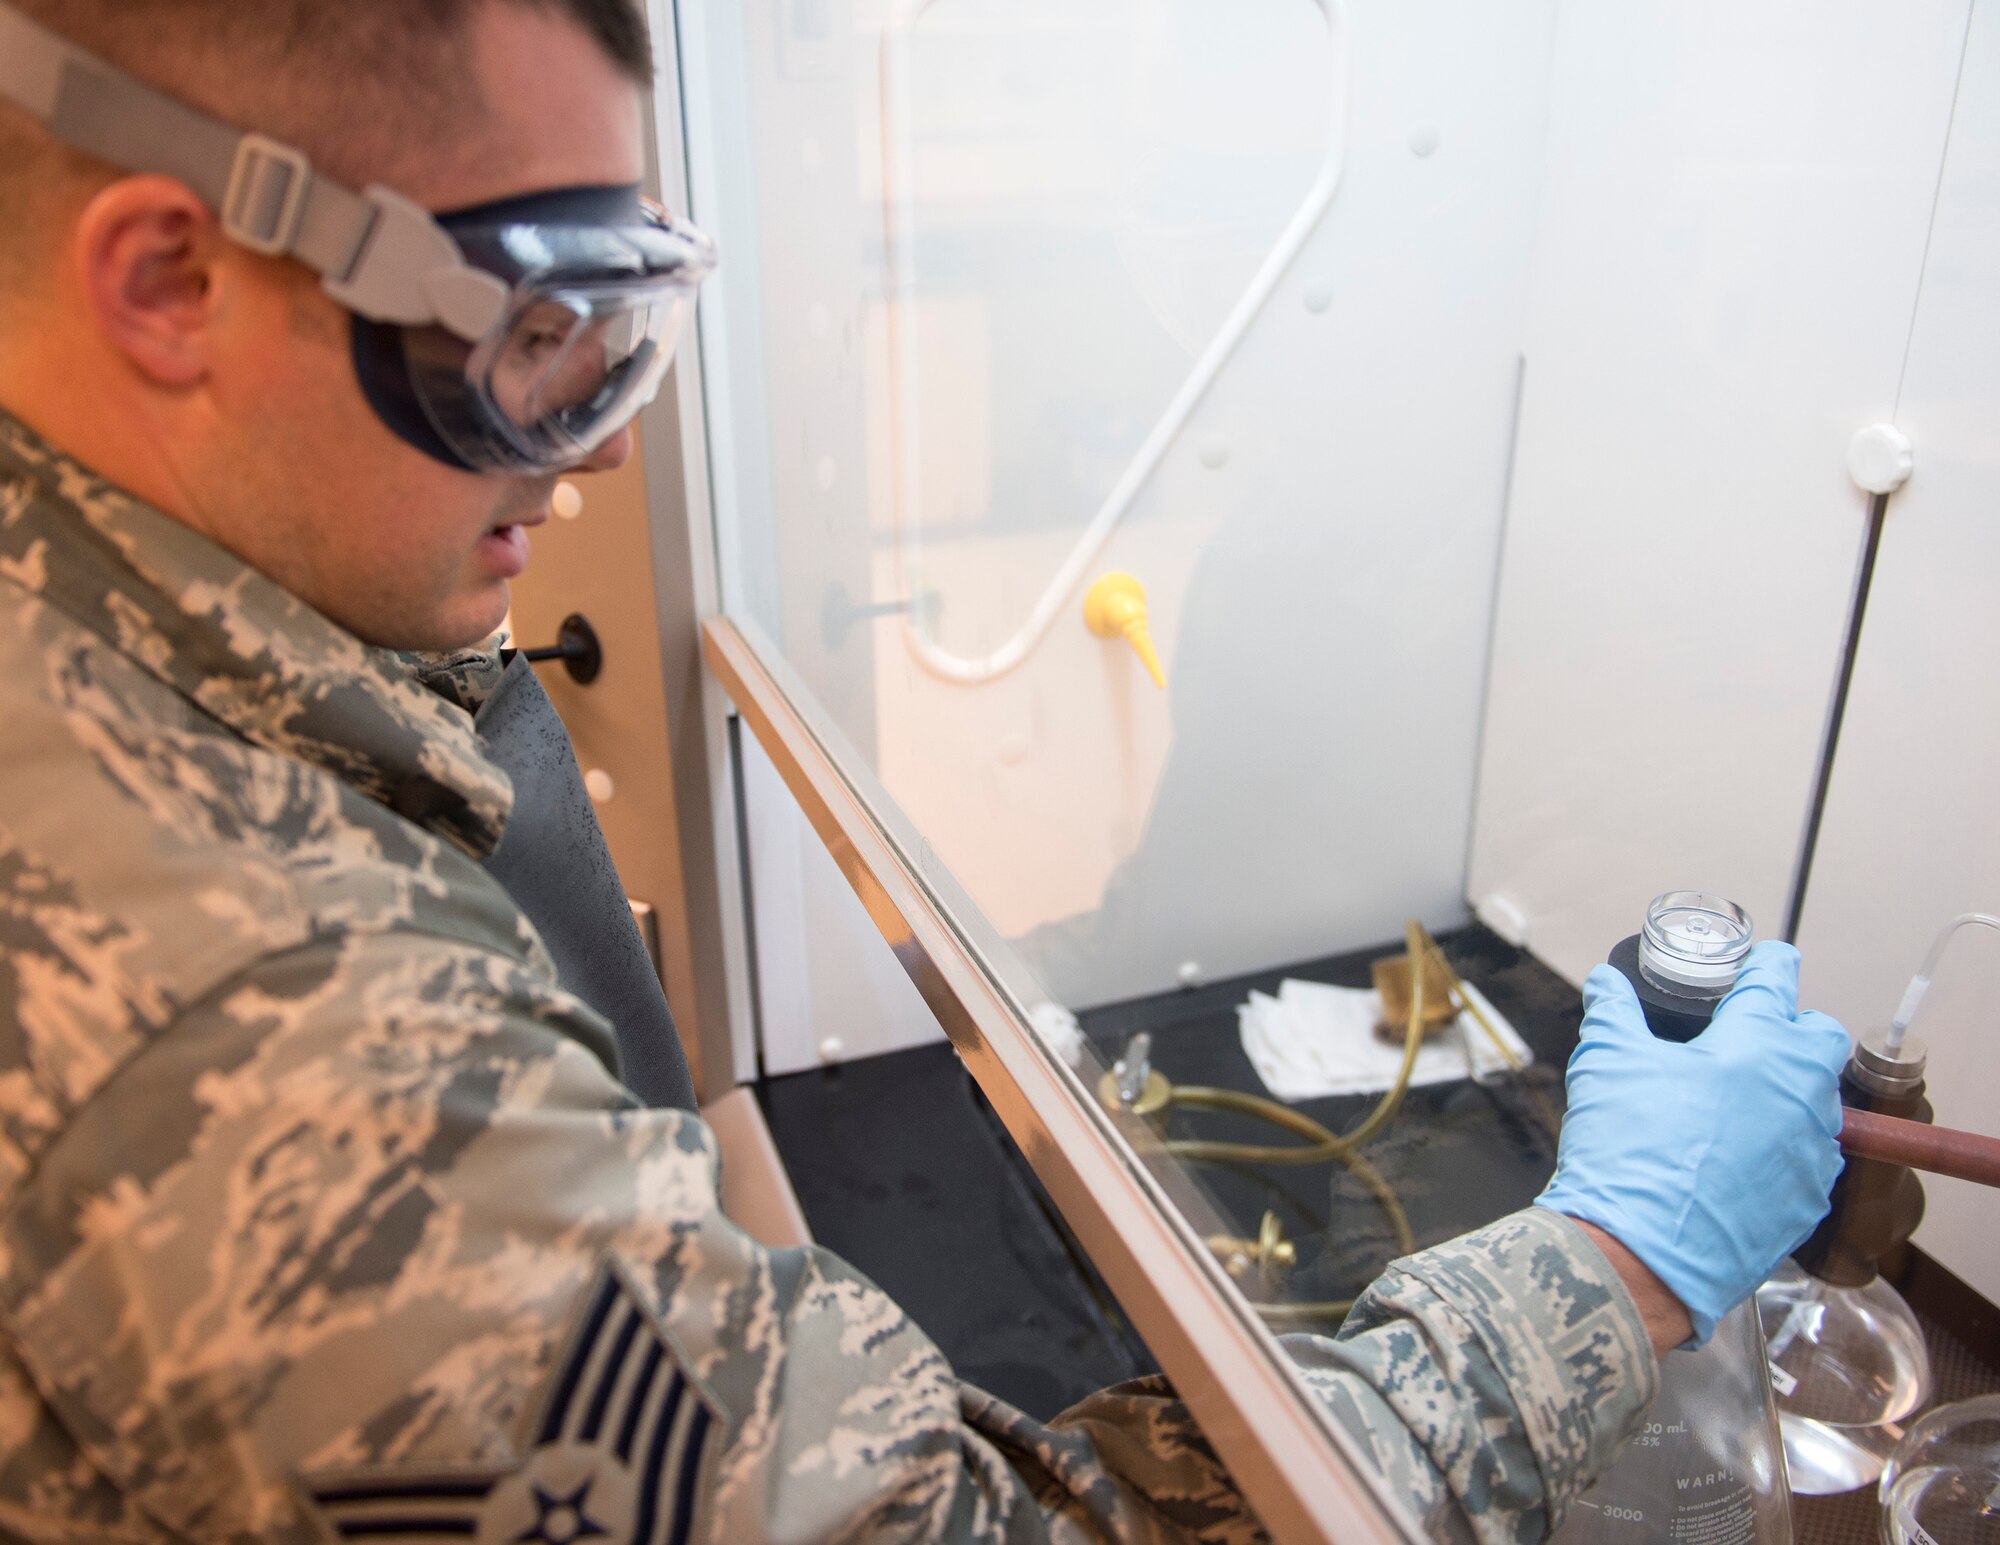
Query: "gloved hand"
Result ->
[[1534, 940, 1850, 1345]]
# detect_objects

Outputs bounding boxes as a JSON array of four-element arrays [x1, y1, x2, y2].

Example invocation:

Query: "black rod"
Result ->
[[1784, 492, 1890, 942]]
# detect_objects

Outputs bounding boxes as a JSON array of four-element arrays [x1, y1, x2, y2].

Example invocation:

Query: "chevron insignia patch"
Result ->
[[302, 1261, 720, 1545]]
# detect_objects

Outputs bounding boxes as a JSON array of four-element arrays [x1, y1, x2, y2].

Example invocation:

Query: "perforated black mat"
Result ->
[[758, 1042, 1154, 1418]]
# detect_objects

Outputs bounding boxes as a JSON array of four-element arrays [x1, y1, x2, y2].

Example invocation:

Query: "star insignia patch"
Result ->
[[302, 1260, 721, 1545]]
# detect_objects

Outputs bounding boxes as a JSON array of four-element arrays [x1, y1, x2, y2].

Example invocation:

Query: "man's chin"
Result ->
[[443, 582, 514, 652], [350, 582, 512, 655]]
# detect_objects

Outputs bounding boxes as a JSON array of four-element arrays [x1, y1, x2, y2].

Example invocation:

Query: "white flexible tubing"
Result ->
[[1886, 911, 2000, 1051], [879, 0, 1352, 685]]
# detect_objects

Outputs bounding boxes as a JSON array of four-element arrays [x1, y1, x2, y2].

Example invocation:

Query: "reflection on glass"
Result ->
[[1879, 1396, 2000, 1545], [696, 0, 1538, 1010], [1759, 1261, 1931, 1495]]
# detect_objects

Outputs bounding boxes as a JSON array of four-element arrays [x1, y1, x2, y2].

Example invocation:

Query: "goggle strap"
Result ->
[[0, 1, 453, 326]]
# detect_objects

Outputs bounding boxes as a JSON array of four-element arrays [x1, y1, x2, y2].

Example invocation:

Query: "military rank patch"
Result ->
[[302, 1261, 720, 1545]]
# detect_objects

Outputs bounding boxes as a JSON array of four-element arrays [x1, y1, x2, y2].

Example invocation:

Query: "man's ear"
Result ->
[[72, 175, 228, 388]]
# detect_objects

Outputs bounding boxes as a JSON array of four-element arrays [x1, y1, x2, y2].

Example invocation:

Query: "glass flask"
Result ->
[[1552, 892, 1793, 1544], [1758, 1258, 1931, 1493], [1552, 1300, 1794, 1544], [1878, 1395, 2000, 1544]]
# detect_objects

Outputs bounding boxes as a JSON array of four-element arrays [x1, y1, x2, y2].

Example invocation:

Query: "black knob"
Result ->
[[522, 613, 603, 685]]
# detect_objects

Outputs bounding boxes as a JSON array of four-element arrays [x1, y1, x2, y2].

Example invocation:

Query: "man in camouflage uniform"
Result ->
[[0, 1, 1851, 1541]]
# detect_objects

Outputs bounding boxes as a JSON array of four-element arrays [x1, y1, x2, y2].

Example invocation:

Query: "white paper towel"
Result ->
[[1238, 977, 1533, 1102], [1029, 1002, 1087, 1067]]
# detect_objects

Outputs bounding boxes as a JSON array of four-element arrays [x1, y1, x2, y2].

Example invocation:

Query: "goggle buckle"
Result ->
[[223, 134, 313, 256]]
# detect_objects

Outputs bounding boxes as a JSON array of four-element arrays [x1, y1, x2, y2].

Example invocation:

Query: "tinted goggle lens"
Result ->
[[475, 284, 687, 466]]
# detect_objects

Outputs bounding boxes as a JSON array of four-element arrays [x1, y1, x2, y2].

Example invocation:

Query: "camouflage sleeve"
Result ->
[[1286, 1209, 1660, 1544], [0, 933, 1256, 1545], [0, 927, 1653, 1545]]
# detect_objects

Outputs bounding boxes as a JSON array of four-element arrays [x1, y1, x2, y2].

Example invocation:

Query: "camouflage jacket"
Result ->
[[0, 409, 1656, 1544]]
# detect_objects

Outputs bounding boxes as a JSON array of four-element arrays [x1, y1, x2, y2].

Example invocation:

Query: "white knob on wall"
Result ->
[[1846, 425, 1914, 496]]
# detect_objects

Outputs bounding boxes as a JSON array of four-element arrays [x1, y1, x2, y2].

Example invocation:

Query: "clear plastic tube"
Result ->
[[1885, 912, 2000, 1052]]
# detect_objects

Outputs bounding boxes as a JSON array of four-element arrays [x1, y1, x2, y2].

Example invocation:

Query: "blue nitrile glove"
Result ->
[[1534, 941, 1851, 1345]]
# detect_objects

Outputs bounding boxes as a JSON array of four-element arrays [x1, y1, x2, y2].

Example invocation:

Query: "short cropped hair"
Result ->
[[0, 0, 651, 293]]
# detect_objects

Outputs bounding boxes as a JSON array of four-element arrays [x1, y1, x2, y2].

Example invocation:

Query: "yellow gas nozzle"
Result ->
[[1084, 572, 1166, 688]]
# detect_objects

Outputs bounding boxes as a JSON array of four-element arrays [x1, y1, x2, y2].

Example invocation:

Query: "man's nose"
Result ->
[[577, 425, 635, 474]]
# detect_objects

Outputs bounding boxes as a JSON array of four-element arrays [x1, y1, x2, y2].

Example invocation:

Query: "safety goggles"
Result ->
[[353, 184, 711, 471], [0, 3, 716, 473]]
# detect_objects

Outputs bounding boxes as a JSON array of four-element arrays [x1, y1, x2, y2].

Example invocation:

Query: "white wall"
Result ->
[[1795, 0, 2000, 1302], [1467, 1, 1974, 984], [740, 729, 945, 1074]]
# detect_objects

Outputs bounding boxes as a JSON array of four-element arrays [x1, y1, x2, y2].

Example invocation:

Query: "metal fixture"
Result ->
[[522, 613, 603, 684], [820, 581, 940, 650], [1206, 1213, 1299, 1294]]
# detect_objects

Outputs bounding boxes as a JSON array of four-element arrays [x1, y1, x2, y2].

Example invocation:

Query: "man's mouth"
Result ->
[[480, 517, 542, 577], [479, 486, 558, 577], [492, 500, 553, 537]]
